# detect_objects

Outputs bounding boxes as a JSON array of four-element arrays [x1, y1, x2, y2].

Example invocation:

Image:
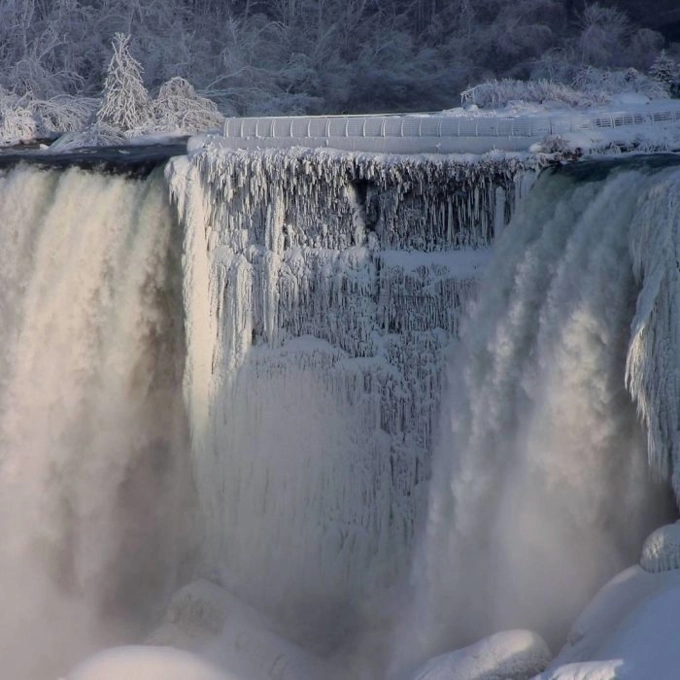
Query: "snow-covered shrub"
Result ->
[[649, 51, 679, 94], [148, 77, 224, 134], [28, 95, 97, 135], [0, 105, 37, 146], [47, 123, 127, 152], [97, 33, 151, 131], [0, 88, 99, 145], [574, 66, 669, 100], [640, 523, 680, 573], [461, 79, 609, 109]]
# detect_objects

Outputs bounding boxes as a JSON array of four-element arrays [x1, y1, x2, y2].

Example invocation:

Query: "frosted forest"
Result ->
[[3, 1, 680, 680], [0, 0, 679, 146]]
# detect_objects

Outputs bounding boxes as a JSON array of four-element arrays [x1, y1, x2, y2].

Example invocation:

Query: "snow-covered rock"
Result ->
[[65, 646, 230, 680], [149, 580, 348, 680], [640, 523, 680, 573], [149, 580, 237, 647], [412, 630, 551, 680], [537, 564, 680, 679]]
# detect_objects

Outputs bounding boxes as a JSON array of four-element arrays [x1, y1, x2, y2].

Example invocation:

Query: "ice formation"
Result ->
[[149, 580, 347, 680], [2, 134, 680, 680], [640, 523, 680, 573], [411, 630, 550, 680], [396, 159, 680, 673], [166, 143, 537, 648]]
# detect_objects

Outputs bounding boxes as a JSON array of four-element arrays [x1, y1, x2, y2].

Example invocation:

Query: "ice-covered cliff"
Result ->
[[166, 143, 538, 647]]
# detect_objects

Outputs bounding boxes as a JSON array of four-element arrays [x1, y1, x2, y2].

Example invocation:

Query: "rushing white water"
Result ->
[[0, 166, 194, 680], [393, 162, 680, 676]]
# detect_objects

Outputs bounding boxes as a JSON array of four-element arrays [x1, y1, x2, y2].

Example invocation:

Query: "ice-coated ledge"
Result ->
[[220, 102, 680, 154]]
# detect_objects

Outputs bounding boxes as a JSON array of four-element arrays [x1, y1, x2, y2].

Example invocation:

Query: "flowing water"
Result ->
[[0, 163, 194, 679]]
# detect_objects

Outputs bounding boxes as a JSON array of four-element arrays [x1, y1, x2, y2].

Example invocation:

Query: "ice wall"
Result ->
[[0, 166, 194, 679], [395, 159, 680, 675], [166, 144, 537, 650]]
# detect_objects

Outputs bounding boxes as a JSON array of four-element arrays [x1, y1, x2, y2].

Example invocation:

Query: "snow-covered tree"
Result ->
[[649, 51, 679, 90], [96, 33, 151, 131], [0, 0, 676, 123]]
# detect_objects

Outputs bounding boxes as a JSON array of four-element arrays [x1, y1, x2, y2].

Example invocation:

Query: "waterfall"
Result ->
[[2, 143, 680, 680], [0, 165, 195, 679], [394, 159, 680, 676]]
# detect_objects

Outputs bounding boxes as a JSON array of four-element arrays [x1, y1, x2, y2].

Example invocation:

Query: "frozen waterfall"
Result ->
[[165, 146, 535, 656]]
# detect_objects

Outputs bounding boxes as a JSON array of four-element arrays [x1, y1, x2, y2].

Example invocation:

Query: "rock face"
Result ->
[[640, 523, 680, 573], [412, 630, 551, 680]]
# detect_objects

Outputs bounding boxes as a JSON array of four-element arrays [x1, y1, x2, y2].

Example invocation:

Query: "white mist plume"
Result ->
[[0, 166, 194, 679]]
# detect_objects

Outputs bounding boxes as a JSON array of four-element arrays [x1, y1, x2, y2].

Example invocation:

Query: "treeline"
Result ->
[[0, 0, 678, 115]]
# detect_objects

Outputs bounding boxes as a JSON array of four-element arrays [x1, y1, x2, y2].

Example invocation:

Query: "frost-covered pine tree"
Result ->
[[649, 51, 678, 90], [96, 33, 151, 132]]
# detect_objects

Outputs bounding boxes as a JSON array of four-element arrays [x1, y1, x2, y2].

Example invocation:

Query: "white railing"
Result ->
[[219, 104, 680, 154]]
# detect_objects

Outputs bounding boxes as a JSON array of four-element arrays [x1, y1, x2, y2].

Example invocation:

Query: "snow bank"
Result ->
[[412, 630, 550, 680], [640, 523, 680, 573], [65, 646, 231, 680]]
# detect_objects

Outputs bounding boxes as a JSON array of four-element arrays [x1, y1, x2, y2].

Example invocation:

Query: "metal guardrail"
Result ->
[[219, 106, 680, 154]]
